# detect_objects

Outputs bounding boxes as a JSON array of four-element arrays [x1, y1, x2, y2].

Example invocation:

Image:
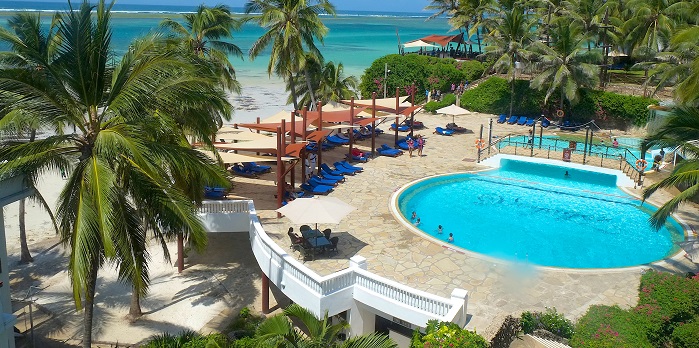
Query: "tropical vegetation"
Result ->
[[0, 1, 232, 347]]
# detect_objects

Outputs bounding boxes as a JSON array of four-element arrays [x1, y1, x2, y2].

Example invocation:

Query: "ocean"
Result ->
[[0, 1, 455, 123]]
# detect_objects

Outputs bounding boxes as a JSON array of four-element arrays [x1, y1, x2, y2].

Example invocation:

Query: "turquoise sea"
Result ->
[[1, 1, 457, 122]]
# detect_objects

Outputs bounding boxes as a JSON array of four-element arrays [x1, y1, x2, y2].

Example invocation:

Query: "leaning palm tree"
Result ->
[[160, 4, 243, 93], [255, 303, 397, 347], [641, 107, 699, 229], [0, 1, 231, 346], [529, 21, 601, 112], [244, 0, 336, 110], [482, 6, 537, 118], [0, 12, 61, 263]]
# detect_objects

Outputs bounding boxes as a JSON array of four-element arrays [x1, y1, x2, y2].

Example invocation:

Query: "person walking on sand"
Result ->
[[406, 137, 415, 157], [417, 135, 425, 157]]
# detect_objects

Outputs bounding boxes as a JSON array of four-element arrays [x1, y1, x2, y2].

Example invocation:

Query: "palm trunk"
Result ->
[[476, 27, 482, 54], [289, 71, 299, 111], [82, 254, 100, 348], [560, 88, 565, 118], [304, 68, 317, 107], [509, 59, 516, 118], [19, 129, 37, 264], [129, 287, 142, 319]]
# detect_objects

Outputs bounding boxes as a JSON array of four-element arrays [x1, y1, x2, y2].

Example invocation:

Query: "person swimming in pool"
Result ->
[[438, 225, 443, 234], [447, 233, 454, 243], [411, 211, 417, 220], [414, 218, 421, 226], [564, 171, 570, 178]]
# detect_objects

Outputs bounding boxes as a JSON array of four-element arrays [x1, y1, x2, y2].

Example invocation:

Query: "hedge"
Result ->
[[359, 54, 484, 99], [410, 321, 488, 348], [570, 305, 653, 348], [671, 321, 699, 348], [423, 93, 457, 113], [460, 77, 657, 127]]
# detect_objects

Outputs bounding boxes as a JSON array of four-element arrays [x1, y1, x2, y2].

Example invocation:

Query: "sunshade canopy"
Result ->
[[198, 150, 284, 163], [403, 39, 440, 48], [275, 196, 356, 225], [306, 107, 368, 123], [436, 104, 471, 116], [419, 32, 464, 47]]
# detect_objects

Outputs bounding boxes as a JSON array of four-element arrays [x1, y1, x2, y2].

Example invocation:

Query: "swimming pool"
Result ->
[[397, 159, 684, 268]]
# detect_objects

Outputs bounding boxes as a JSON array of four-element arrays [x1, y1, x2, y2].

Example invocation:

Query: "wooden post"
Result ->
[[256, 117, 261, 156], [261, 273, 270, 313], [371, 92, 377, 158], [409, 82, 415, 137], [302, 107, 308, 181], [348, 97, 355, 160], [394, 87, 400, 148], [276, 125, 283, 218], [290, 111, 296, 187], [477, 124, 484, 163], [317, 101, 323, 175], [177, 233, 184, 273]]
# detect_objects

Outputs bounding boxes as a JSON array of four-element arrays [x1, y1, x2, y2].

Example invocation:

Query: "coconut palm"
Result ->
[[160, 4, 243, 93], [0, 13, 60, 263], [641, 107, 699, 229], [244, 0, 336, 110], [425, 0, 460, 21], [529, 21, 601, 111], [482, 7, 537, 118], [255, 303, 397, 347], [622, 0, 690, 53], [319, 61, 358, 104], [0, 1, 231, 346]]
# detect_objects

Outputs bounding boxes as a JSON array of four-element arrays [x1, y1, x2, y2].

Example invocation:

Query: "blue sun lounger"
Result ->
[[366, 125, 384, 134], [204, 186, 227, 199], [327, 135, 350, 145], [310, 176, 338, 187], [497, 114, 507, 123], [231, 165, 258, 178], [516, 116, 527, 125], [320, 171, 345, 182], [390, 123, 410, 132], [378, 144, 402, 157], [325, 162, 355, 175], [525, 117, 535, 126], [507, 115, 518, 124], [541, 118, 551, 128], [435, 127, 454, 136], [321, 163, 347, 176], [335, 161, 362, 173], [300, 182, 333, 194]]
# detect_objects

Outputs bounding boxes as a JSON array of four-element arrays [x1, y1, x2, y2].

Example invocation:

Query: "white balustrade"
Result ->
[[200, 200, 468, 329]]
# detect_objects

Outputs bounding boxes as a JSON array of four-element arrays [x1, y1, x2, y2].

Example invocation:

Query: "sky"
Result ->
[[14, 0, 433, 13]]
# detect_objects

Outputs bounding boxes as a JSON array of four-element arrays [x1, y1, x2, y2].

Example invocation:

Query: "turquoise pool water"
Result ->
[[499, 135, 658, 167], [398, 159, 684, 268]]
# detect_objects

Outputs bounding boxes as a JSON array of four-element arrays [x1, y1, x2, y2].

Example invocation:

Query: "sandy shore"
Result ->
[[5, 109, 698, 346]]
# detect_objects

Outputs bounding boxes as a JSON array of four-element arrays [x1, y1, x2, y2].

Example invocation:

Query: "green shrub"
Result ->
[[227, 307, 265, 339], [423, 93, 457, 112], [359, 54, 485, 99], [143, 330, 231, 348], [520, 308, 574, 339], [231, 336, 258, 348], [410, 320, 488, 348], [633, 270, 699, 345], [671, 321, 699, 348], [570, 305, 652, 348], [460, 77, 545, 116]]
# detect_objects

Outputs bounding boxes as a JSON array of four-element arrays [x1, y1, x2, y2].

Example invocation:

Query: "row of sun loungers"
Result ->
[[497, 114, 551, 128], [230, 162, 272, 178], [299, 162, 363, 194]]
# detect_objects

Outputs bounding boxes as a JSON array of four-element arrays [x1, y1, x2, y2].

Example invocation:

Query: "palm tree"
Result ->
[[482, 7, 537, 118], [244, 0, 336, 110], [0, 1, 231, 346], [289, 59, 358, 107], [0, 13, 60, 263], [255, 303, 397, 347], [160, 4, 243, 93], [641, 107, 699, 229], [425, 0, 460, 21], [529, 21, 601, 112], [622, 0, 689, 53]]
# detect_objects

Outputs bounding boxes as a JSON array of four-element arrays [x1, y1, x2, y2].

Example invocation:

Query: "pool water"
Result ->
[[500, 135, 658, 167], [398, 160, 684, 268]]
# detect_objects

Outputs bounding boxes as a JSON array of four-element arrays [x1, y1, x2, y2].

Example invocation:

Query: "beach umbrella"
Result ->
[[403, 39, 440, 48], [678, 241, 699, 263], [436, 104, 471, 124], [276, 196, 355, 228]]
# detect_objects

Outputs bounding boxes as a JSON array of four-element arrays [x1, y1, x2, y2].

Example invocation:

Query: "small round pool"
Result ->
[[396, 159, 684, 269]]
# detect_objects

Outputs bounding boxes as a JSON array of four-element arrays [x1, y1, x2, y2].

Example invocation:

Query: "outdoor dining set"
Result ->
[[287, 226, 339, 261]]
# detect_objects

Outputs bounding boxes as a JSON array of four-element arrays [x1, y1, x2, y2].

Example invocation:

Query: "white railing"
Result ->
[[211, 200, 469, 329], [198, 200, 249, 213]]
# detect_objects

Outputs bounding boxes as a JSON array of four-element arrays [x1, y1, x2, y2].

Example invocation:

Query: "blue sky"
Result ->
[[16, 0, 433, 13]]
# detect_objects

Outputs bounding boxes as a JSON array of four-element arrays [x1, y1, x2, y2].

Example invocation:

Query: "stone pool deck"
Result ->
[[231, 111, 699, 339]]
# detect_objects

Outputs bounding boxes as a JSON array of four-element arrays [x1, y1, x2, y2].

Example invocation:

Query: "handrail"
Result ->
[[201, 200, 466, 325]]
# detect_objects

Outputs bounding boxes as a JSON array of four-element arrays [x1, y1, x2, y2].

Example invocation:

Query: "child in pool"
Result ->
[[447, 233, 454, 243], [438, 225, 443, 234]]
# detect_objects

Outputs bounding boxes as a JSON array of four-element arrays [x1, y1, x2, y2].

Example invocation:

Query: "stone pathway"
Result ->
[[229, 111, 699, 339]]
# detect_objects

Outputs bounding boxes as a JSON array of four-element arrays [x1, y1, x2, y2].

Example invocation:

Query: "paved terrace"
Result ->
[[228, 111, 699, 338]]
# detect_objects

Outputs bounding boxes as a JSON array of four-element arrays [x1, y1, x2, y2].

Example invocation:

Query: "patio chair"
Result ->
[[329, 236, 339, 253], [323, 228, 332, 240]]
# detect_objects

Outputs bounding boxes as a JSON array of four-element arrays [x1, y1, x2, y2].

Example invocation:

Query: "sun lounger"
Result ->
[[507, 115, 518, 124], [525, 117, 535, 126], [497, 114, 507, 123], [348, 154, 368, 162], [300, 182, 333, 194], [396, 139, 410, 150], [541, 118, 551, 128], [378, 146, 402, 157], [404, 120, 425, 129], [243, 162, 271, 174], [336, 161, 363, 172], [390, 123, 410, 132], [380, 144, 403, 155], [310, 176, 338, 187], [366, 125, 384, 134], [328, 163, 355, 175], [320, 171, 345, 182], [517, 116, 527, 125], [321, 163, 347, 176], [327, 135, 350, 145], [231, 165, 258, 178], [204, 186, 227, 199], [434, 127, 454, 136]]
